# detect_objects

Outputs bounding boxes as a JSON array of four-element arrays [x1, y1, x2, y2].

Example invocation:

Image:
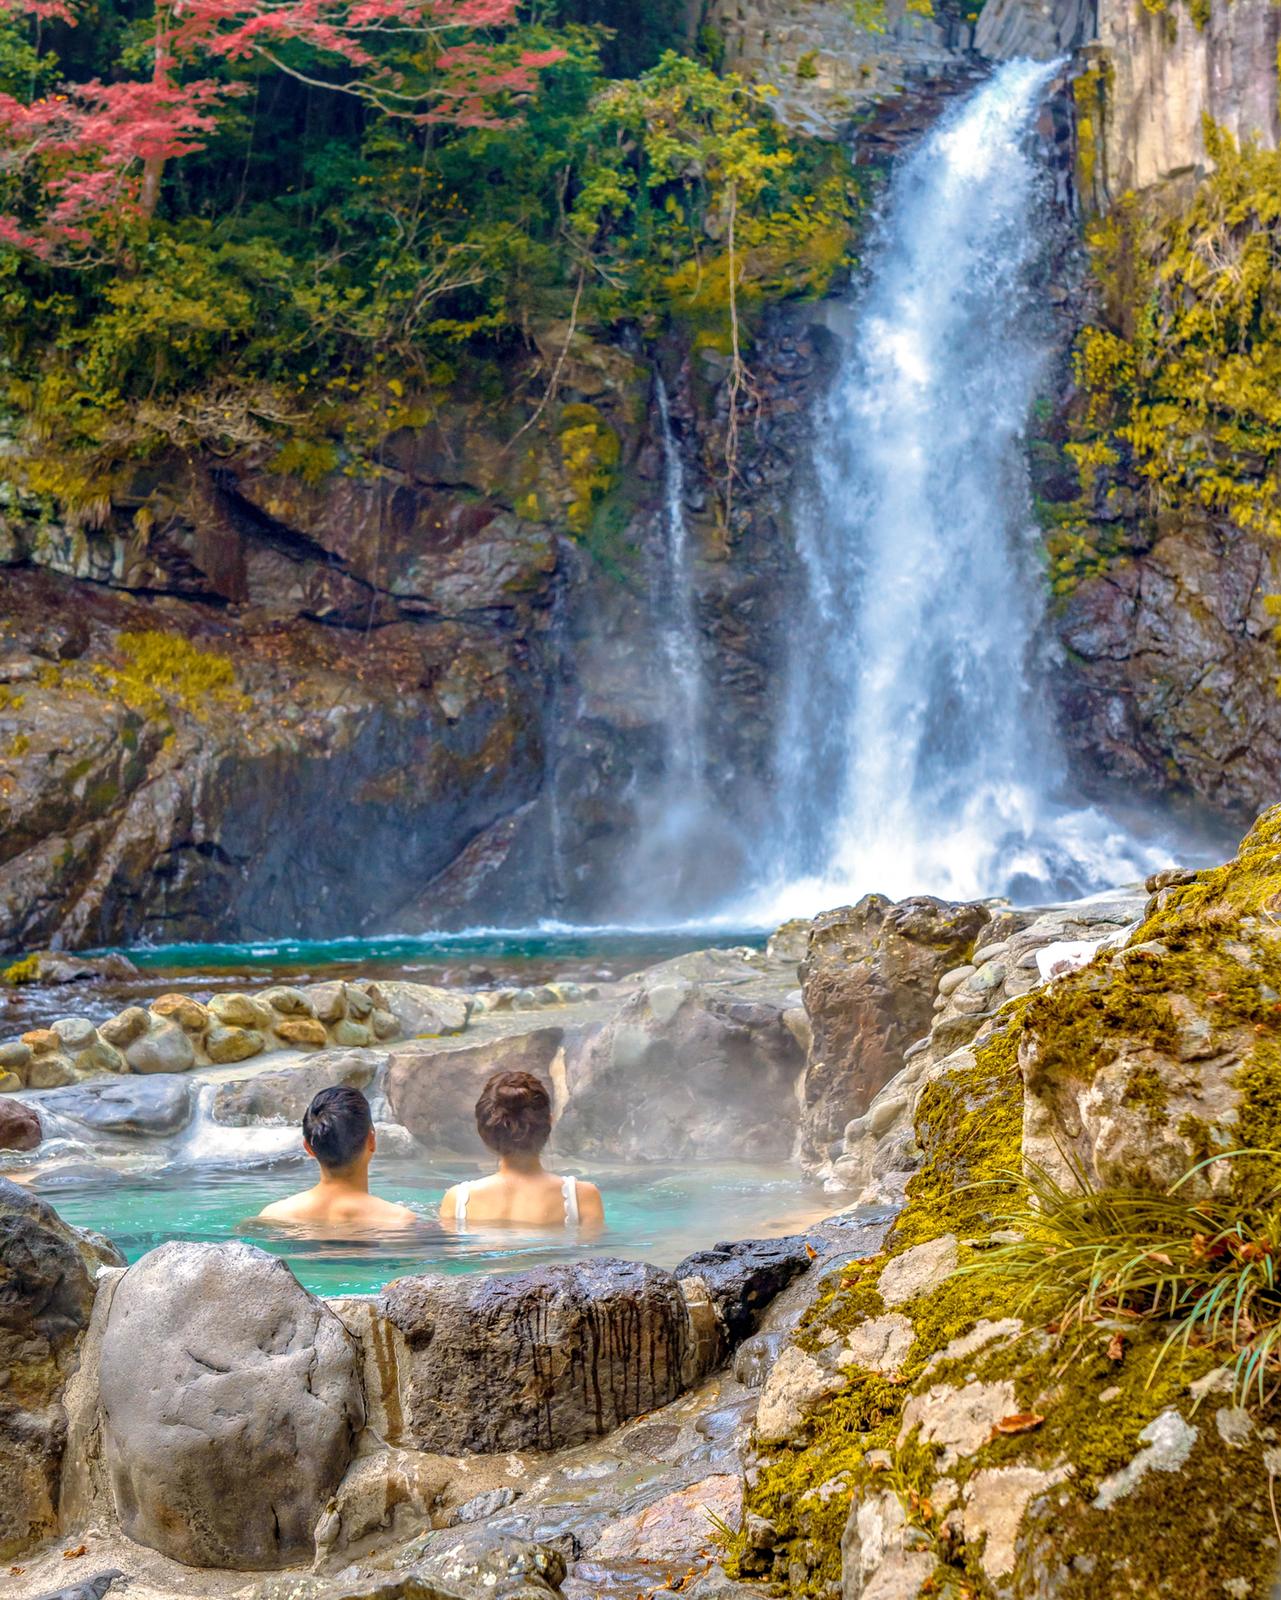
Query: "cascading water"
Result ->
[[618, 375, 753, 916], [651, 375, 706, 802], [750, 59, 1169, 922]]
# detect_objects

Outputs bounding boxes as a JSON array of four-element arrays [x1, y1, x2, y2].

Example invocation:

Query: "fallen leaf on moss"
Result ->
[[1106, 1332, 1126, 1362], [994, 1412, 1044, 1435]]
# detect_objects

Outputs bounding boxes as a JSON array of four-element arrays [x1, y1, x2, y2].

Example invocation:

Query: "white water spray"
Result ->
[[746, 60, 1169, 922], [652, 375, 706, 798]]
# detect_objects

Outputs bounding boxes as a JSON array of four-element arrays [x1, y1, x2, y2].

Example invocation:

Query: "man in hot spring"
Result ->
[[255, 1084, 420, 1231]]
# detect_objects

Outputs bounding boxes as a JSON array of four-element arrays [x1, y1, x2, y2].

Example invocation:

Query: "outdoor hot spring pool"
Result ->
[[43, 1158, 833, 1297]]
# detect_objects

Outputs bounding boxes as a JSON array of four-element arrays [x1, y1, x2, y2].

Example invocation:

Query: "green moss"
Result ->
[[1230, 1039, 1281, 1206], [890, 1006, 1027, 1251], [796, 50, 820, 80], [1017, 1427, 1277, 1600], [2, 955, 39, 985]]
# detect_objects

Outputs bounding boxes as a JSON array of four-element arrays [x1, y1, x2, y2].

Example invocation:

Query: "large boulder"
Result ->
[[798, 894, 989, 1165], [1017, 811, 1281, 1198], [0, 1179, 123, 1558], [553, 985, 804, 1162], [379, 1259, 691, 1453], [673, 1236, 814, 1348], [210, 1049, 382, 1126], [33, 1074, 195, 1138], [97, 1240, 365, 1569], [386, 1029, 563, 1153]]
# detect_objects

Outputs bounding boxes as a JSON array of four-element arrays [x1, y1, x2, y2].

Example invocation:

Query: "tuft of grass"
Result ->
[[972, 1150, 1281, 1406]]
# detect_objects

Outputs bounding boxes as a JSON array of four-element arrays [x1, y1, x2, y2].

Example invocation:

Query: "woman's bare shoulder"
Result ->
[[575, 1179, 605, 1222]]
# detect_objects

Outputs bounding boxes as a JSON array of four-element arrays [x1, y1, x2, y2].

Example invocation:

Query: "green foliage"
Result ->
[[1068, 124, 1281, 543], [2, 954, 39, 985], [0, 27, 859, 511], [979, 1153, 1281, 1406]]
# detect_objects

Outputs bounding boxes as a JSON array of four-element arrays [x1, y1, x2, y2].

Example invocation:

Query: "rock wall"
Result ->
[[1093, 0, 1281, 197], [0, 309, 842, 947], [706, 0, 977, 139], [733, 811, 1281, 1599], [1053, 522, 1281, 818], [977, 0, 1281, 196]]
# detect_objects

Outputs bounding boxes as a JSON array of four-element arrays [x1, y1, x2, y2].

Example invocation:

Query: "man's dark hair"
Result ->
[[303, 1085, 373, 1170], [474, 1070, 553, 1157]]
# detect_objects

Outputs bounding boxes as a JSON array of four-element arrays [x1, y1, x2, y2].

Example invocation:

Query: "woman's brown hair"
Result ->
[[474, 1070, 553, 1156]]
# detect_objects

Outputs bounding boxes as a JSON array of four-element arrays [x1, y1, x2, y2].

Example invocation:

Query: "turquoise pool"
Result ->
[[44, 1158, 828, 1297]]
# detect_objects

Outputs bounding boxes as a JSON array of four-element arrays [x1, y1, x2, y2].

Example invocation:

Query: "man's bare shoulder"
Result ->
[[366, 1194, 421, 1226], [256, 1193, 316, 1224]]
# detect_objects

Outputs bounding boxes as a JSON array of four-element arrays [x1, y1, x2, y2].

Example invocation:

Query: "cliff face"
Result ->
[[982, 0, 1281, 825], [0, 307, 847, 947]]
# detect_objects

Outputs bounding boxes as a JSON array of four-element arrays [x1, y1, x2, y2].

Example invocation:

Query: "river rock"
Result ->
[[98, 1240, 365, 1568], [98, 1007, 149, 1048], [674, 1235, 814, 1346], [263, 985, 315, 1016], [28, 1572, 130, 1600], [150, 993, 209, 1032], [0, 1095, 41, 1149], [205, 1022, 266, 1064], [35, 1074, 195, 1138], [125, 1019, 196, 1075], [799, 895, 989, 1165], [27, 1052, 77, 1089], [343, 984, 374, 1020], [331, 1018, 373, 1048], [379, 1258, 691, 1453], [0, 1179, 124, 1558], [370, 980, 469, 1038], [553, 985, 803, 1162], [208, 992, 275, 1030], [371, 1007, 400, 1039], [591, 1474, 741, 1561], [418, 1529, 567, 1599], [211, 1049, 382, 1125], [386, 1028, 563, 1154], [0, 1040, 32, 1077], [275, 1017, 329, 1049], [303, 981, 348, 1025], [50, 1017, 97, 1052]]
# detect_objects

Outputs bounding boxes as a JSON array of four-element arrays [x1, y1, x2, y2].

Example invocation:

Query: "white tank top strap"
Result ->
[[562, 1175, 580, 1226], [454, 1181, 471, 1229]]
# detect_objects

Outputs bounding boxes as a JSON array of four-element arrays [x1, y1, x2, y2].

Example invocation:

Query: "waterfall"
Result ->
[[751, 60, 1167, 920], [615, 374, 754, 918], [651, 375, 706, 799]]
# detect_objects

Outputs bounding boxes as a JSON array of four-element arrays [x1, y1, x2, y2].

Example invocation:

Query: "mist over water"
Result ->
[[739, 60, 1172, 925]]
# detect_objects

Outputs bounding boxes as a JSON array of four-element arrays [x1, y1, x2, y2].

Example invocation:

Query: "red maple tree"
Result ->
[[0, 0, 562, 258]]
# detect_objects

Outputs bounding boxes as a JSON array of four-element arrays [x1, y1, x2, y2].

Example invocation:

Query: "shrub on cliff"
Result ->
[[1065, 122, 1281, 548]]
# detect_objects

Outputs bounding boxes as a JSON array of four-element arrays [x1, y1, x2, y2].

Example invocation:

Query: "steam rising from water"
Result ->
[[742, 60, 1171, 923]]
